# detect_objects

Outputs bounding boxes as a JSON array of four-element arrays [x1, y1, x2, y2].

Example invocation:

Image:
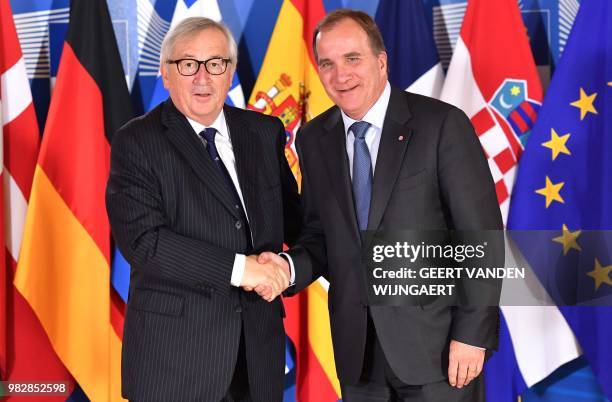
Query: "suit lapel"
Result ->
[[224, 105, 264, 242], [318, 108, 361, 241], [161, 99, 239, 219], [368, 88, 414, 231]]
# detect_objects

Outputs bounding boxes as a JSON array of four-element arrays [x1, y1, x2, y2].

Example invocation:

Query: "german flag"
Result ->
[[14, 0, 132, 400]]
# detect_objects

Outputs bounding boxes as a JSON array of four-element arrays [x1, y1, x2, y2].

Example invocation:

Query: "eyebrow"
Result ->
[[318, 51, 363, 65]]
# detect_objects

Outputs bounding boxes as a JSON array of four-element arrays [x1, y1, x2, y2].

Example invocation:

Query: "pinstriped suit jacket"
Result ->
[[106, 98, 301, 402]]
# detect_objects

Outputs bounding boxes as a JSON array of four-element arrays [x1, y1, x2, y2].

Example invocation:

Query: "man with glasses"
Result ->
[[106, 17, 301, 402]]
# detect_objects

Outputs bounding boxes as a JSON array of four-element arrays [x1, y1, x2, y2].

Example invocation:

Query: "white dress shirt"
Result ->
[[342, 81, 391, 178], [186, 112, 249, 287], [282, 82, 391, 284]]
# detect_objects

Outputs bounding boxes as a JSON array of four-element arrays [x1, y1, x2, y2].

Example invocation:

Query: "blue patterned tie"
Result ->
[[351, 121, 372, 231], [200, 127, 252, 249], [201, 127, 222, 162]]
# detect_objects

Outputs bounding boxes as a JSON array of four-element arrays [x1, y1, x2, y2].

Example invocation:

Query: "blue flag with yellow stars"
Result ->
[[507, 0, 612, 398]]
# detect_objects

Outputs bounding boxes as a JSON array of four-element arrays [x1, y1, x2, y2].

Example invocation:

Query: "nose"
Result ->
[[192, 64, 212, 84], [333, 63, 352, 84]]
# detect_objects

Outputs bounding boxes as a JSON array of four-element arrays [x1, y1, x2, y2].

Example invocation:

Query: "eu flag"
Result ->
[[507, 0, 612, 398]]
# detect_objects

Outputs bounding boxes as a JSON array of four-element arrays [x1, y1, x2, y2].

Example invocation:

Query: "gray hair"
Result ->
[[160, 17, 238, 70]]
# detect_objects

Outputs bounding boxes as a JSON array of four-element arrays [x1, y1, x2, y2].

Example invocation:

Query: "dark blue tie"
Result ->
[[200, 127, 252, 249], [351, 121, 372, 231]]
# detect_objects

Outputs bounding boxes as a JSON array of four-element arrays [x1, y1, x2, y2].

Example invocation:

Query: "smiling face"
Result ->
[[315, 18, 388, 120], [161, 27, 234, 126]]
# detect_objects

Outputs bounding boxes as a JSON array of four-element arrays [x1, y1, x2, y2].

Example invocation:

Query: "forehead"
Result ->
[[316, 18, 370, 54], [171, 28, 228, 57]]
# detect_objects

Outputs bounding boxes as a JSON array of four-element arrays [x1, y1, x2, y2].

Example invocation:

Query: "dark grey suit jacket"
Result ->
[[106, 99, 301, 402], [286, 87, 502, 386]]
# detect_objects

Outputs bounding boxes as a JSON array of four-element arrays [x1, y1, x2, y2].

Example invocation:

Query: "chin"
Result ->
[[338, 98, 362, 111], [341, 104, 362, 116]]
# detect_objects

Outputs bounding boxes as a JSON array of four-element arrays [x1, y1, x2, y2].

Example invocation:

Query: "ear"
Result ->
[[161, 63, 170, 89], [378, 51, 388, 73]]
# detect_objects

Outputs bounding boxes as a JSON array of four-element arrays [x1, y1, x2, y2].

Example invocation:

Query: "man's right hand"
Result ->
[[241, 255, 289, 302], [256, 252, 291, 300]]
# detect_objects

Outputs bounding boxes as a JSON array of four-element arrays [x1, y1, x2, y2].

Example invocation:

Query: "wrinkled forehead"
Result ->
[[316, 23, 372, 57], [171, 27, 229, 58]]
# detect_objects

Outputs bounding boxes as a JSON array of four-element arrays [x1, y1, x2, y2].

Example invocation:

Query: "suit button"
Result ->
[[235, 221, 242, 230], [235, 305, 243, 313]]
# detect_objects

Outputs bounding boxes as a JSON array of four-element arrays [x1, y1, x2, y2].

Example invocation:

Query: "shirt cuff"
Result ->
[[278, 252, 296, 285], [453, 339, 485, 350], [231, 253, 246, 287]]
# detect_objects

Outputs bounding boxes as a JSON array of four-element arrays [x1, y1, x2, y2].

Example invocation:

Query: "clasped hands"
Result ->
[[240, 252, 290, 302]]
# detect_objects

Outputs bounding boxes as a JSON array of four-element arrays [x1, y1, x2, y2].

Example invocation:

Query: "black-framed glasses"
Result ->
[[166, 57, 231, 76]]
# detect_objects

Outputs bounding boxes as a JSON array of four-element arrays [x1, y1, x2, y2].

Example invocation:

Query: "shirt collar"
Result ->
[[341, 81, 391, 136], [186, 109, 228, 139]]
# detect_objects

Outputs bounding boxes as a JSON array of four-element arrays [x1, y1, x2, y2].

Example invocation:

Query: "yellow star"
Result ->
[[570, 88, 598, 120], [552, 224, 581, 255], [586, 258, 612, 291], [542, 128, 571, 161], [535, 176, 565, 208], [511, 86, 521, 96]]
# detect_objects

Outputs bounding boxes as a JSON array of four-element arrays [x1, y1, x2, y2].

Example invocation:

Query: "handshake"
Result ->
[[240, 252, 290, 302]]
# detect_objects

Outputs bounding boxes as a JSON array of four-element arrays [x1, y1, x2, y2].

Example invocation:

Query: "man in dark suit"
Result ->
[[259, 9, 502, 402], [106, 17, 301, 402]]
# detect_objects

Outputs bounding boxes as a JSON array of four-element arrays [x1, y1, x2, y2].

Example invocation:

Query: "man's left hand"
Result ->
[[447, 340, 485, 388]]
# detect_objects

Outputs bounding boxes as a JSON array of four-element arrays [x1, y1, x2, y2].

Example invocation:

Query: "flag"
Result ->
[[375, 0, 444, 98], [439, 1, 580, 401], [0, 0, 75, 396], [14, 0, 133, 400], [247, 1, 336, 401], [440, 0, 543, 222], [507, 0, 612, 398], [248, 0, 332, 188], [132, 0, 173, 111], [147, 0, 246, 110]]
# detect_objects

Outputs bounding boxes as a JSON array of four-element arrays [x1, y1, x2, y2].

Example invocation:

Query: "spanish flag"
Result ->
[[248, 1, 338, 401], [14, 0, 132, 400]]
